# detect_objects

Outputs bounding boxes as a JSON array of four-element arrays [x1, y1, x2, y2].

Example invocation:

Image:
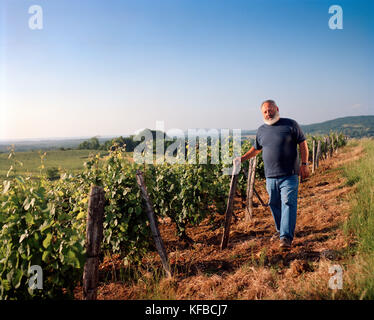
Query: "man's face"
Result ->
[[261, 102, 279, 121]]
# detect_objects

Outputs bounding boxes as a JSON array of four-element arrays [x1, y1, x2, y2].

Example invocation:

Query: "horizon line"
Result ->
[[1, 114, 373, 142]]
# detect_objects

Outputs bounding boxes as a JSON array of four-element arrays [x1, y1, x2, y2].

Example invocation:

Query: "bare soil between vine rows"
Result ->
[[75, 144, 363, 300]]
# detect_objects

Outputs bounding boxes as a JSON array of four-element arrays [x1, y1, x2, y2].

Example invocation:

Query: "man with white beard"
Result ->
[[234, 100, 309, 251]]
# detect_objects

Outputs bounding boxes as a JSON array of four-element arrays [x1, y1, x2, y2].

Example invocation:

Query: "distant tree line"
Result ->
[[302, 128, 374, 138], [77, 136, 133, 151], [77, 137, 101, 150], [77, 130, 175, 152]]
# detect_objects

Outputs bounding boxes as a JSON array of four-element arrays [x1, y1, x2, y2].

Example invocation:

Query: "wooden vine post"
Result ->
[[245, 156, 257, 222], [241, 158, 268, 208], [253, 188, 268, 207], [323, 137, 326, 159], [316, 140, 321, 169], [327, 136, 332, 158], [220, 164, 240, 250], [136, 170, 171, 278], [83, 185, 105, 300], [312, 139, 316, 173]]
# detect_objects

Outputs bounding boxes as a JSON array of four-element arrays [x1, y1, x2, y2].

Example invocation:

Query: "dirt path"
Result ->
[[75, 143, 363, 300]]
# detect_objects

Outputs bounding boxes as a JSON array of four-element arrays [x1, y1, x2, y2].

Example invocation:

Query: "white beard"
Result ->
[[263, 111, 280, 125]]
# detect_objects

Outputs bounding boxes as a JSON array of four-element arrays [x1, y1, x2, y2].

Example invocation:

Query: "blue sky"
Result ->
[[0, 0, 373, 139]]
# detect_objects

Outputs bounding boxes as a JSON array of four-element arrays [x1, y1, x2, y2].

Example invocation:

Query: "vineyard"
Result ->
[[0, 132, 347, 299]]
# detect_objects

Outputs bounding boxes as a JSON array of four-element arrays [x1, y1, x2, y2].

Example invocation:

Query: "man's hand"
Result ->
[[233, 157, 241, 167], [232, 157, 241, 175], [300, 164, 310, 180]]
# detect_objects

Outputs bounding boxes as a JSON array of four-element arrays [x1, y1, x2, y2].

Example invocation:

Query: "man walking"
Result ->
[[234, 100, 309, 251]]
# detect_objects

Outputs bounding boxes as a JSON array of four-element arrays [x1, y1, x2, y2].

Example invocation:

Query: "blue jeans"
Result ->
[[266, 175, 299, 242]]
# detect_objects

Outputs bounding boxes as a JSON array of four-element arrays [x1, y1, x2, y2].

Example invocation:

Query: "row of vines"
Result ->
[[0, 132, 346, 299]]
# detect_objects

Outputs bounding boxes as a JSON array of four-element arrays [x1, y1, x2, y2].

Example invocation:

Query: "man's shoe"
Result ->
[[279, 237, 292, 251]]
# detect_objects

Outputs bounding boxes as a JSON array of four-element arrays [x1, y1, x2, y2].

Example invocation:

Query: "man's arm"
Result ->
[[233, 146, 262, 167], [299, 140, 310, 180], [241, 146, 262, 162], [299, 140, 308, 163]]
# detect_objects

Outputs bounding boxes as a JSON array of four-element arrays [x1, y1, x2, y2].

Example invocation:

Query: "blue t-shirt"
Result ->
[[254, 118, 306, 178]]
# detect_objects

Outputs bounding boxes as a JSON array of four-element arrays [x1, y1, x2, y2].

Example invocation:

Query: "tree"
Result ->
[[78, 137, 100, 150]]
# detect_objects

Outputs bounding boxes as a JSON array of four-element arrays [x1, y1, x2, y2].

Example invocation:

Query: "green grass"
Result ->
[[342, 138, 374, 299], [0, 149, 109, 182]]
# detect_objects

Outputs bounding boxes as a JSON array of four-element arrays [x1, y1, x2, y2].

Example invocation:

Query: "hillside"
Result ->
[[300, 115, 374, 138]]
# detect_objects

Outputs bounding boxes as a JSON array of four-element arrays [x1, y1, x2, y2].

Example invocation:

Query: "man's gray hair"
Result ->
[[261, 99, 277, 108]]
